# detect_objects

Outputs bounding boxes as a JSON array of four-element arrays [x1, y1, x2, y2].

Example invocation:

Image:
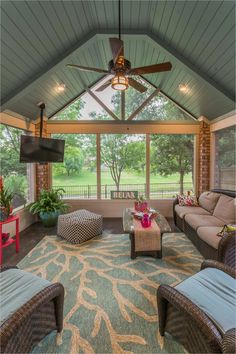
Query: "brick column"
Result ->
[[35, 118, 50, 198], [198, 119, 210, 195]]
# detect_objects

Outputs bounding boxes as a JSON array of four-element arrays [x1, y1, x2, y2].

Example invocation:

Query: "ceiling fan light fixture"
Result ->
[[111, 72, 128, 91]]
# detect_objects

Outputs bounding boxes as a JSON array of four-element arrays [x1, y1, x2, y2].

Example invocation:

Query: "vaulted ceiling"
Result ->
[[1, 0, 235, 121]]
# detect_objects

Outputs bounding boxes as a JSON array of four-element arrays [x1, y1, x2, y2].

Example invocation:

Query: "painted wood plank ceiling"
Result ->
[[0, 0, 235, 120]]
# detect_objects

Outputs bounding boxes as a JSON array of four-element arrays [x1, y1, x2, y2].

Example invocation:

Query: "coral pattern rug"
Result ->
[[18, 233, 202, 354]]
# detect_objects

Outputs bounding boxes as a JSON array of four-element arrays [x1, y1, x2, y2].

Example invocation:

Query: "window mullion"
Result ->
[[97, 134, 101, 199], [146, 134, 150, 199]]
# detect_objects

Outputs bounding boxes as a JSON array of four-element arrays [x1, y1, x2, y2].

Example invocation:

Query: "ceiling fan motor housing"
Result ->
[[108, 58, 131, 74]]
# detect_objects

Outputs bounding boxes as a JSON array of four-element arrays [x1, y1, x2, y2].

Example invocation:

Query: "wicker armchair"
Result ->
[[157, 248, 236, 353], [0, 265, 64, 354]]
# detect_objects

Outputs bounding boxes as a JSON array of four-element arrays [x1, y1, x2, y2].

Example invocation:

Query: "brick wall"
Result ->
[[198, 120, 210, 195], [35, 118, 50, 198]]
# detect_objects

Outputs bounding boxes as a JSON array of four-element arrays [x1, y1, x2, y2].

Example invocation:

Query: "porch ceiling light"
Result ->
[[56, 83, 66, 93], [111, 72, 128, 91], [179, 84, 189, 93]]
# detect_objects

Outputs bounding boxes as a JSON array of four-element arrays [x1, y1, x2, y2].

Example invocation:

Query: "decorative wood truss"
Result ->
[[49, 74, 196, 122]]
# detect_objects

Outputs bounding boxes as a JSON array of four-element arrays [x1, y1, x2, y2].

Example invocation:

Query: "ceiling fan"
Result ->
[[67, 1, 172, 93]]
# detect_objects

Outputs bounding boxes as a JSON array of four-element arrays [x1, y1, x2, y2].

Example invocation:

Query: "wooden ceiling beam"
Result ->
[[0, 112, 35, 132], [47, 120, 200, 135]]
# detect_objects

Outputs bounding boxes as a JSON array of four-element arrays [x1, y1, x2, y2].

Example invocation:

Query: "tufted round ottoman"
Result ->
[[57, 209, 103, 244]]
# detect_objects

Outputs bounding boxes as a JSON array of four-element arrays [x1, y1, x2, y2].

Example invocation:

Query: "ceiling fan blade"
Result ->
[[129, 62, 172, 75], [67, 64, 109, 74], [128, 78, 147, 93], [95, 80, 112, 92], [109, 38, 124, 63]]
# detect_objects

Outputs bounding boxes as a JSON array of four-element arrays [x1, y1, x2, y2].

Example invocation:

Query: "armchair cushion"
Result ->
[[175, 205, 210, 219], [175, 268, 236, 334], [0, 268, 51, 324]]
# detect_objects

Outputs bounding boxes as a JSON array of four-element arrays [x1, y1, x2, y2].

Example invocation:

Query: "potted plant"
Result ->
[[0, 186, 14, 221], [27, 189, 69, 227]]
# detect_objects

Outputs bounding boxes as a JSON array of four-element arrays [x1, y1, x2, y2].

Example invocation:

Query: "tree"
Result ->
[[63, 146, 84, 176], [101, 135, 145, 189], [151, 135, 194, 194], [0, 125, 27, 176], [123, 77, 190, 121], [53, 100, 85, 120], [52, 133, 96, 178], [124, 140, 146, 174]]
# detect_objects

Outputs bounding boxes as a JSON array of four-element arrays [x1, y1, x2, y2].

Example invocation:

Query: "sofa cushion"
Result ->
[[175, 205, 210, 219], [185, 214, 223, 231], [198, 191, 221, 213], [213, 194, 236, 225], [176, 268, 236, 334], [197, 226, 223, 249]]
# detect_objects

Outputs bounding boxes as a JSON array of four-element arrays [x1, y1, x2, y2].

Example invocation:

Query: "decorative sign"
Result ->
[[111, 191, 138, 200]]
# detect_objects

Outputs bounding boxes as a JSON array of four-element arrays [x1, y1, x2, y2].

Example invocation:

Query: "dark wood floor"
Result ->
[[2, 217, 177, 266]]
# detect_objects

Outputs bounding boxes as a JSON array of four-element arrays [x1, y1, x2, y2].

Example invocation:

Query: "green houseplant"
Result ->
[[0, 186, 14, 221], [27, 189, 69, 227]]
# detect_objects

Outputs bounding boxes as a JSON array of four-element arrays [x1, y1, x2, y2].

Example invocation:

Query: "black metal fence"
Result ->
[[55, 182, 193, 199]]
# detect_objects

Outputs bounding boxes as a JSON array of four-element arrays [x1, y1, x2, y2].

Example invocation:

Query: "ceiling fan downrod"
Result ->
[[118, 0, 121, 40]]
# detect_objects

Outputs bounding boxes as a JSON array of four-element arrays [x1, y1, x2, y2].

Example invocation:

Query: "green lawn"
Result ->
[[52, 170, 192, 186]]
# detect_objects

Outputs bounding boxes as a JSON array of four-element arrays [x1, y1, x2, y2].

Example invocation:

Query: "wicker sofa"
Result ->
[[173, 189, 236, 259], [0, 265, 64, 354]]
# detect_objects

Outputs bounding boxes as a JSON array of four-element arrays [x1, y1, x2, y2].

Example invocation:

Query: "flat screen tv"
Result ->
[[20, 135, 65, 163]]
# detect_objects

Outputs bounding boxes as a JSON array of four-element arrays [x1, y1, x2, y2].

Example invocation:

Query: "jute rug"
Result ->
[[18, 232, 202, 354]]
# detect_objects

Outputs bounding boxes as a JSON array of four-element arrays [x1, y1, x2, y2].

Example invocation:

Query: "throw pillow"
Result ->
[[178, 195, 198, 207], [217, 224, 236, 237]]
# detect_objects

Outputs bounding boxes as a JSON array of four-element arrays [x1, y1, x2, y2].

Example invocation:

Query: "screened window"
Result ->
[[0, 124, 31, 208], [100, 134, 146, 199], [150, 134, 194, 198], [52, 134, 97, 198], [214, 126, 236, 190], [51, 133, 196, 200]]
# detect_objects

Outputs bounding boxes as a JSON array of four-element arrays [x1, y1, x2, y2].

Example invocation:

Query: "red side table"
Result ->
[[0, 214, 20, 265]]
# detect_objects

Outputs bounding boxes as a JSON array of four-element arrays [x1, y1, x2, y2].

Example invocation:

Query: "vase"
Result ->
[[39, 211, 61, 227], [141, 214, 151, 228]]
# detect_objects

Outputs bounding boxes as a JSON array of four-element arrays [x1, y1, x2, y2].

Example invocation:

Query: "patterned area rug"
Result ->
[[18, 233, 202, 354]]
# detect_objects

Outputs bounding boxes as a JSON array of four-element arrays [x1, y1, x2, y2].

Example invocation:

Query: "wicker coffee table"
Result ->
[[123, 208, 171, 259]]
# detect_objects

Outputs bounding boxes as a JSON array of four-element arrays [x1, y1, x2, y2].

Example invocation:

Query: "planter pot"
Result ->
[[0, 208, 10, 222], [39, 211, 61, 227]]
